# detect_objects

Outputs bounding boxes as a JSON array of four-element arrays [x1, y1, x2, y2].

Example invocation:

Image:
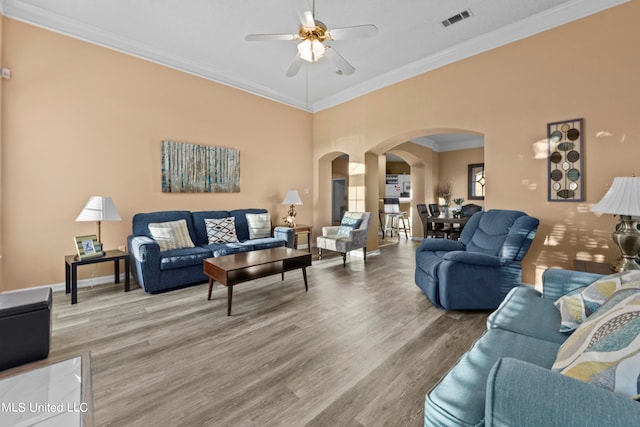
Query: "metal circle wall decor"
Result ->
[[547, 118, 584, 201]]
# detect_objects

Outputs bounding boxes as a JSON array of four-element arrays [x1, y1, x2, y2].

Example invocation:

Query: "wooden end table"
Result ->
[[64, 250, 130, 304], [204, 247, 312, 315], [291, 224, 312, 252]]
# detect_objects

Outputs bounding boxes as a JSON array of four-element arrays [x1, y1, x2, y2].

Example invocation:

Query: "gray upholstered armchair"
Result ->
[[317, 212, 371, 266]]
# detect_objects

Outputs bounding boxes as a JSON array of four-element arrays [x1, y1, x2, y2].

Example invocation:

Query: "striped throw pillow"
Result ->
[[246, 213, 271, 239], [148, 219, 195, 251]]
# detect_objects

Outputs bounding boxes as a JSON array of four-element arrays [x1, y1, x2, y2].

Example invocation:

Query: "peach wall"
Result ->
[[1, 18, 312, 290], [314, 2, 640, 285], [438, 147, 485, 208], [3, 2, 640, 291]]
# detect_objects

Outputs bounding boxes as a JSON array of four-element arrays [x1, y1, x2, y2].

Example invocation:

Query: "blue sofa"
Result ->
[[127, 209, 294, 293], [415, 209, 539, 310], [424, 268, 640, 427]]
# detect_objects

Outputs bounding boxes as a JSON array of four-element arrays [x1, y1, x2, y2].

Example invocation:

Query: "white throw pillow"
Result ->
[[246, 213, 271, 239], [148, 219, 195, 252]]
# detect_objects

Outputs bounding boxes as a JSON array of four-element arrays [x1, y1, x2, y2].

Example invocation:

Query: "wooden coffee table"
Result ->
[[203, 247, 312, 315]]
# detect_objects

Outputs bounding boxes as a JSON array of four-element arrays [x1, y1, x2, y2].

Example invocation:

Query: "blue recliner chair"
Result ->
[[414, 209, 539, 310]]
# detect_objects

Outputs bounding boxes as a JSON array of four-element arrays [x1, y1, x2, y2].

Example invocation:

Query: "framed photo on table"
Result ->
[[74, 235, 104, 260]]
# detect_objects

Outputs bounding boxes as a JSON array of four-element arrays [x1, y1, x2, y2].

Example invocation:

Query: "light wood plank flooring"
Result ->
[[48, 239, 489, 426]]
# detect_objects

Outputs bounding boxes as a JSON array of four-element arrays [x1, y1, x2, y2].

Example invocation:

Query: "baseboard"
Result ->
[[6, 274, 131, 294]]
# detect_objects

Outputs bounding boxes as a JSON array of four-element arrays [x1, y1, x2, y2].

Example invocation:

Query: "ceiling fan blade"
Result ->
[[245, 33, 297, 41], [327, 24, 378, 40], [324, 46, 355, 75], [295, 0, 315, 28], [286, 54, 305, 77]]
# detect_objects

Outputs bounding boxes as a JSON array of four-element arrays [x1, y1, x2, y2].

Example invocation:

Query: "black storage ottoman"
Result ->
[[0, 287, 52, 371]]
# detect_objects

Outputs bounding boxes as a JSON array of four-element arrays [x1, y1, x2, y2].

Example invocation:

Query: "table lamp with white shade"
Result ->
[[76, 196, 122, 244], [591, 177, 640, 271], [282, 190, 303, 227]]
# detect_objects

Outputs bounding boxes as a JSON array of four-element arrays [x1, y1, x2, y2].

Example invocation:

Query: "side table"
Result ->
[[64, 250, 130, 304], [291, 225, 312, 253]]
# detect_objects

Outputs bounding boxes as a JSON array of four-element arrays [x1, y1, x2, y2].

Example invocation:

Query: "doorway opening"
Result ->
[[332, 178, 346, 224]]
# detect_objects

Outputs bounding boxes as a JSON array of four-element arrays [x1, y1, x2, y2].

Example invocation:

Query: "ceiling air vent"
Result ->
[[442, 9, 473, 28]]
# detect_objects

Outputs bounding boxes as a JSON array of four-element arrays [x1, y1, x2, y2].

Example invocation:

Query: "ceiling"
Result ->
[[0, 0, 627, 112]]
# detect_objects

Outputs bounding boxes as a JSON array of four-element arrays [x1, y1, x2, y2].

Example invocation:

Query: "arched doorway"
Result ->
[[372, 130, 485, 240]]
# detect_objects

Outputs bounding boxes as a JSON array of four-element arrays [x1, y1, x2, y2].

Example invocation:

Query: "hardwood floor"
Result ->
[[48, 239, 489, 426]]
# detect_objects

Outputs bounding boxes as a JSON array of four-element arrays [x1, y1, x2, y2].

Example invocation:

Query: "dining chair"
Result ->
[[461, 203, 483, 218], [427, 204, 451, 238], [448, 204, 483, 240], [418, 204, 442, 239]]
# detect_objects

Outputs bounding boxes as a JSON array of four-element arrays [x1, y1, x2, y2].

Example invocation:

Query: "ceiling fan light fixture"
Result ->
[[297, 39, 325, 63]]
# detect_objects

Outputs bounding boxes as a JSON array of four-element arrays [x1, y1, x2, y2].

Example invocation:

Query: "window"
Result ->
[[468, 163, 485, 200]]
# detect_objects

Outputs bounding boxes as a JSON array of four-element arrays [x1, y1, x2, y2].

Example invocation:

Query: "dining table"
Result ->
[[428, 215, 469, 226], [426, 215, 469, 239]]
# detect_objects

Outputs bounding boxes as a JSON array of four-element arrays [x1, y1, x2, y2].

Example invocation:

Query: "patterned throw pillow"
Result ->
[[337, 212, 363, 236], [554, 270, 640, 333], [552, 287, 640, 399], [246, 213, 271, 239], [148, 219, 195, 252], [205, 217, 238, 244]]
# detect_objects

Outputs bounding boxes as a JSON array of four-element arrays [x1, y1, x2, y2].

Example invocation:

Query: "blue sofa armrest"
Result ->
[[127, 235, 160, 291], [541, 268, 604, 301], [486, 358, 640, 427], [273, 226, 296, 248], [417, 238, 465, 253], [443, 251, 505, 267]]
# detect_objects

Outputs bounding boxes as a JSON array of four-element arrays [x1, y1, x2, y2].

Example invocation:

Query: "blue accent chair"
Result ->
[[414, 209, 539, 310]]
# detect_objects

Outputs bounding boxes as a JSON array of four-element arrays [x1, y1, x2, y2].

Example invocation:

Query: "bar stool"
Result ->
[[383, 197, 408, 239]]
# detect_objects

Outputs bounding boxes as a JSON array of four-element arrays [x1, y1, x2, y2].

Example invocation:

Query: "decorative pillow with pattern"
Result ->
[[337, 212, 363, 236], [552, 286, 640, 400], [205, 217, 238, 244], [148, 219, 195, 252], [554, 270, 640, 333], [246, 213, 271, 239]]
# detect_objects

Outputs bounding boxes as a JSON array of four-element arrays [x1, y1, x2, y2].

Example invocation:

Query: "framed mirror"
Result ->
[[468, 163, 485, 200]]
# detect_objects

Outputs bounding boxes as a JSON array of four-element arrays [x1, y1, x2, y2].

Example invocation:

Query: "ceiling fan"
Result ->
[[245, 0, 378, 77]]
